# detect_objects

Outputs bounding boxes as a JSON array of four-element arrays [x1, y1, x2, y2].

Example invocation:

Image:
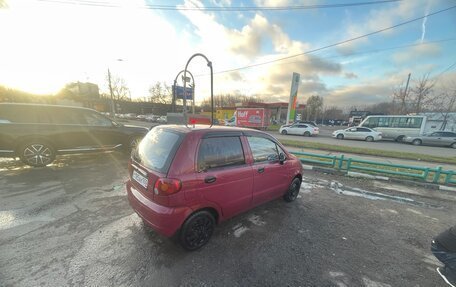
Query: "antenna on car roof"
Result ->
[[182, 53, 213, 128]]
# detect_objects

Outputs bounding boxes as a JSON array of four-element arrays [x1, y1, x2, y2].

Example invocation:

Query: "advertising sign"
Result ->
[[286, 72, 300, 124], [236, 108, 265, 128], [173, 85, 193, 100]]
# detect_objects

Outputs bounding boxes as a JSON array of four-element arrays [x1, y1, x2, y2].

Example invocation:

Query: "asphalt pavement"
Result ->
[[1, 152, 454, 286]]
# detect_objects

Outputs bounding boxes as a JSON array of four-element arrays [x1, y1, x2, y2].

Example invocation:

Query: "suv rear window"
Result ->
[[134, 128, 183, 173]]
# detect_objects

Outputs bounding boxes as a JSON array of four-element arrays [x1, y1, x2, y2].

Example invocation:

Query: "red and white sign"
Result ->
[[235, 108, 267, 128]]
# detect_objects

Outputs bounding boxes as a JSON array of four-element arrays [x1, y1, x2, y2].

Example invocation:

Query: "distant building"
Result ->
[[66, 82, 100, 99]]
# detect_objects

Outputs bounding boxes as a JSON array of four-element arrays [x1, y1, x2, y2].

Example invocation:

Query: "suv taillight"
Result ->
[[153, 178, 182, 196]]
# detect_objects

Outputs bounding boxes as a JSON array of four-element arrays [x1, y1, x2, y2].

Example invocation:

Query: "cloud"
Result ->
[[344, 72, 358, 79], [392, 43, 441, 63], [228, 14, 269, 57], [336, 0, 427, 54]]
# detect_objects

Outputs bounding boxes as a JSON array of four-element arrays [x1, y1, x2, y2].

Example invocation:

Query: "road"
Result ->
[[1, 153, 454, 286], [124, 120, 456, 158]]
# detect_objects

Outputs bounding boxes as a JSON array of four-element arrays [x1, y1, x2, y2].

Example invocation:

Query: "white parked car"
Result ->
[[332, 127, 382, 142], [279, 123, 319, 136]]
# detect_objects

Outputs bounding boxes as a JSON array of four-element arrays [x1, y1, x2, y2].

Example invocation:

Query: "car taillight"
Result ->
[[153, 178, 182, 196]]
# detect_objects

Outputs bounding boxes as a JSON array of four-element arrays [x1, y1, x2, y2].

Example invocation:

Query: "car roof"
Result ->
[[0, 102, 96, 112], [159, 125, 275, 138]]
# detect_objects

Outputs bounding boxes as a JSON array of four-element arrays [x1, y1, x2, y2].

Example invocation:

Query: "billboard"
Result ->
[[286, 72, 300, 124], [235, 108, 267, 128], [173, 85, 193, 100]]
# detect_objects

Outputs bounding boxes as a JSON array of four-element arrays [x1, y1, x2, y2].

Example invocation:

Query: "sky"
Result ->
[[0, 0, 455, 107]]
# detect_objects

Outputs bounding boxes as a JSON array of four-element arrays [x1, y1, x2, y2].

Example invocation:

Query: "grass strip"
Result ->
[[281, 139, 456, 165]]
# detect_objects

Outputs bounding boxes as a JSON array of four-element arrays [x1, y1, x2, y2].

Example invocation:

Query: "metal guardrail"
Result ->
[[291, 151, 456, 185]]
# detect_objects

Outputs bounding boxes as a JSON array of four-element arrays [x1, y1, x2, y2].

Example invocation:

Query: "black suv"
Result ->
[[0, 103, 149, 167]]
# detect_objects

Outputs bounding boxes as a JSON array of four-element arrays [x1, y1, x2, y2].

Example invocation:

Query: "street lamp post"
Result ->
[[182, 53, 213, 127]]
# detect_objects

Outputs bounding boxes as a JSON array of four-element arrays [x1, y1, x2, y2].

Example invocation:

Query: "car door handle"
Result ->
[[258, 167, 265, 173], [204, 176, 216, 184]]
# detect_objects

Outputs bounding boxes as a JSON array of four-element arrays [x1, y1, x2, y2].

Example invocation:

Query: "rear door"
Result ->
[[196, 136, 254, 218], [246, 136, 291, 206]]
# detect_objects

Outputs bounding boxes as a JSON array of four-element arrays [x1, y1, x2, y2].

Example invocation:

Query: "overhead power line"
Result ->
[[36, 0, 402, 11], [268, 38, 456, 69], [209, 5, 456, 75]]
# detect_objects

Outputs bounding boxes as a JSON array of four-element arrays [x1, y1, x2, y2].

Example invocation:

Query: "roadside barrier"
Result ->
[[291, 151, 456, 185]]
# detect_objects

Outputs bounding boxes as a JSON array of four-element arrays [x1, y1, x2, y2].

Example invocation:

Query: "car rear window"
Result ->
[[134, 128, 184, 173]]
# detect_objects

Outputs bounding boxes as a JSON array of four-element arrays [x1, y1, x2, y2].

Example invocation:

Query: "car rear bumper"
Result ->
[[126, 180, 192, 237]]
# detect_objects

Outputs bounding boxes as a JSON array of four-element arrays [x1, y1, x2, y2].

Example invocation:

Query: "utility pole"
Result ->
[[108, 69, 116, 116], [402, 73, 411, 113]]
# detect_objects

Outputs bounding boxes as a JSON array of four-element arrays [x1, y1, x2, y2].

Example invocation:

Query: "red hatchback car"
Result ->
[[126, 125, 303, 250]]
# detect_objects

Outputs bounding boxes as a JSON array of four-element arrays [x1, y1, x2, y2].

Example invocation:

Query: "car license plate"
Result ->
[[132, 170, 148, 189]]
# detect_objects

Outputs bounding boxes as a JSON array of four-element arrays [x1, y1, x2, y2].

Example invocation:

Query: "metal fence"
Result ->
[[291, 151, 456, 185]]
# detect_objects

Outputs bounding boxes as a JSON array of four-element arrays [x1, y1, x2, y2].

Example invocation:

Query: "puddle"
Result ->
[[330, 181, 443, 209]]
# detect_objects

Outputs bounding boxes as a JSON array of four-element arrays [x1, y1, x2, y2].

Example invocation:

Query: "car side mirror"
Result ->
[[279, 152, 286, 165]]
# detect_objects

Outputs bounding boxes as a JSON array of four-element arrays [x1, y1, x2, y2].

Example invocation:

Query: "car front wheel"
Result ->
[[283, 177, 301, 202], [337, 134, 344, 140], [179, 211, 215, 251], [365, 136, 374, 142], [412, 139, 422, 146], [281, 130, 287, 135], [19, 141, 56, 167], [451, 143, 456, 149]]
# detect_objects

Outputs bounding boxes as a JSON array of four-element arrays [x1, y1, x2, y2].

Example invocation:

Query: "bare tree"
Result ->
[[106, 73, 130, 101], [200, 94, 263, 108], [432, 83, 456, 130], [392, 82, 411, 114], [410, 73, 435, 113], [149, 82, 171, 104], [305, 95, 324, 121]]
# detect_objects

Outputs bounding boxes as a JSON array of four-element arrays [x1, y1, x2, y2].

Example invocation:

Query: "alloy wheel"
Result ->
[[22, 144, 54, 166]]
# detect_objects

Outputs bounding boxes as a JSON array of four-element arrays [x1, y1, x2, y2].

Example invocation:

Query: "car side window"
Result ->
[[84, 112, 113, 126], [357, 128, 370, 132], [197, 137, 245, 171], [431, 132, 443, 137], [50, 109, 87, 125], [247, 136, 279, 163], [443, 132, 456, 137]]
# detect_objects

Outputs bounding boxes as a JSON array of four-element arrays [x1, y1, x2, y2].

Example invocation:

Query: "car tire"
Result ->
[[336, 134, 344, 140], [365, 136, 374, 142], [19, 140, 56, 167], [412, 139, 422, 146], [179, 210, 215, 251], [304, 131, 311, 137], [451, 143, 456, 149], [396, 136, 405, 142], [283, 177, 302, 202], [281, 130, 287, 135]]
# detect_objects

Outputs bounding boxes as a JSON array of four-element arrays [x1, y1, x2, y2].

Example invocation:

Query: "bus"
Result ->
[[360, 115, 427, 141]]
